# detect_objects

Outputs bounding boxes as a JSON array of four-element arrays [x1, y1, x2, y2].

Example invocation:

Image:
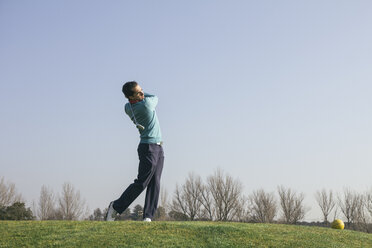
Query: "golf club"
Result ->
[[128, 103, 145, 131]]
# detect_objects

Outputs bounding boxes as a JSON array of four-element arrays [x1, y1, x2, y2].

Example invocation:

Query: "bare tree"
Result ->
[[57, 182, 86, 220], [171, 173, 203, 220], [364, 189, 372, 233], [155, 188, 169, 221], [335, 189, 372, 232], [183, 173, 203, 220], [233, 195, 250, 222], [198, 183, 214, 220], [0, 177, 22, 206], [354, 194, 370, 232], [249, 189, 277, 223], [366, 189, 372, 221], [160, 187, 169, 213], [315, 189, 335, 224], [277, 186, 307, 224], [338, 188, 360, 228], [207, 169, 244, 221], [171, 184, 188, 219], [38, 185, 56, 220]]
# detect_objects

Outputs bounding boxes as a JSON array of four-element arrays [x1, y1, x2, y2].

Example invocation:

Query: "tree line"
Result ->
[[1, 171, 372, 233], [166, 170, 372, 233], [0, 178, 86, 220]]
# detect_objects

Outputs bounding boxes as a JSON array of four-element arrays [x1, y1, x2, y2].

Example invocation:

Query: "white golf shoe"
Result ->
[[143, 218, 152, 222], [105, 201, 117, 221]]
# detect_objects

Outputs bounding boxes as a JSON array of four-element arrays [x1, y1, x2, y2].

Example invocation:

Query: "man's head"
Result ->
[[122, 81, 144, 101]]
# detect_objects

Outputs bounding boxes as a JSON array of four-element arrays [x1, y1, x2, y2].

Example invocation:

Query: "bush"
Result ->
[[0, 202, 34, 220]]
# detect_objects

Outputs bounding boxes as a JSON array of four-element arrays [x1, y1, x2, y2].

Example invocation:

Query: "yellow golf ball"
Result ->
[[331, 219, 345, 230]]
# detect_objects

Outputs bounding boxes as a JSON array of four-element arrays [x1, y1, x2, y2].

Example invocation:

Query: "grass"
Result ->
[[0, 221, 371, 247]]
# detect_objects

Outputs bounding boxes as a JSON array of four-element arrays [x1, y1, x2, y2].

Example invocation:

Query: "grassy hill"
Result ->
[[0, 221, 371, 247]]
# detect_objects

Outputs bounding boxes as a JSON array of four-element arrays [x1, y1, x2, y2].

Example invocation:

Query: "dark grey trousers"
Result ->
[[113, 143, 164, 219]]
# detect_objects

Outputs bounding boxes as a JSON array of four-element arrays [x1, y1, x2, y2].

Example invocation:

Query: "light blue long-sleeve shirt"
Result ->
[[124, 93, 162, 144]]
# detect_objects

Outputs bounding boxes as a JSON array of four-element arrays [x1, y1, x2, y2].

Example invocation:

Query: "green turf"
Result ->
[[0, 221, 371, 247]]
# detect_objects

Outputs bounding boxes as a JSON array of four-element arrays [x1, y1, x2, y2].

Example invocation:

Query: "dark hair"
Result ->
[[122, 81, 138, 98]]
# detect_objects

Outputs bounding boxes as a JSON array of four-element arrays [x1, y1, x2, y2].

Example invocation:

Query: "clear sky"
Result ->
[[1, 1, 372, 221]]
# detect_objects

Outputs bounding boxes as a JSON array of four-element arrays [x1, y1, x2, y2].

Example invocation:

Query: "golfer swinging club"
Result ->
[[105, 81, 164, 222]]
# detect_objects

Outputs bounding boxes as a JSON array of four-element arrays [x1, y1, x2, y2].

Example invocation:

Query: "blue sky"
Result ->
[[1, 1, 372, 221]]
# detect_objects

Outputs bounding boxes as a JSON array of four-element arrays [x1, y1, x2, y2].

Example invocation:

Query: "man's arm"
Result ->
[[144, 92, 158, 110]]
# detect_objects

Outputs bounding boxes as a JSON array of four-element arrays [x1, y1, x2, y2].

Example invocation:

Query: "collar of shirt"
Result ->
[[129, 99, 143, 104]]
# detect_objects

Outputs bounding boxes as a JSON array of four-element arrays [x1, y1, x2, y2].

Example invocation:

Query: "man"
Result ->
[[105, 81, 164, 222]]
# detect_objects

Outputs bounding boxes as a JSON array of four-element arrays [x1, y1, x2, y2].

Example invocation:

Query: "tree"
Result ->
[[338, 188, 360, 228], [131, 204, 143, 220], [277, 186, 307, 224], [249, 189, 277, 223], [154, 206, 167, 221], [315, 189, 335, 224], [160, 187, 169, 212], [0, 206, 5, 219], [89, 208, 104, 221], [121, 208, 132, 220], [233, 196, 250, 222], [198, 183, 214, 220], [38, 185, 56, 220], [0, 202, 33, 220], [57, 182, 86, 220], [171, 173, 203, 220], [354, 194, 369, 232], [171, 185, 188, 220], [207, 169, 244, 221], [113, 208, 132, 221], [168, 210, 188, 221], [102, 207, 108, 220], [363, 189, 372, 233], [366, 189, 372, 219], [0, 177, 22, 207]]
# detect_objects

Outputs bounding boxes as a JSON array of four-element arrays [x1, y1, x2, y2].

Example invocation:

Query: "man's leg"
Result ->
[[113, 143, 159, 214], [143, 144, 164, 219]]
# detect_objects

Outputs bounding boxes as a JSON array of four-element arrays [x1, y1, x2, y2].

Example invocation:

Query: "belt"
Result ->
[[156, 141, 163, 146]]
